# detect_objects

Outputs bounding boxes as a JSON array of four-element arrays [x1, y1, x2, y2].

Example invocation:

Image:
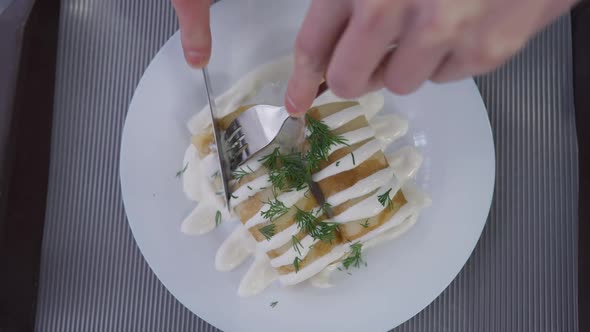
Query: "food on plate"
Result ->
[[180, 56, 430, 296]]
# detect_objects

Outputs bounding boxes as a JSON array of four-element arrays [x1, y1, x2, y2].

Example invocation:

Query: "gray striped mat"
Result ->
[[35, 0, 578, 331]]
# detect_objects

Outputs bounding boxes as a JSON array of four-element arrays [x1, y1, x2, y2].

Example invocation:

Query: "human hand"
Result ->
[[285, 0, 577, 115], [171, 0, 212, 68]]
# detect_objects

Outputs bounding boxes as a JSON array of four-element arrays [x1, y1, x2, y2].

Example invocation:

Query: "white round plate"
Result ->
[[120, 1, 495, 331]]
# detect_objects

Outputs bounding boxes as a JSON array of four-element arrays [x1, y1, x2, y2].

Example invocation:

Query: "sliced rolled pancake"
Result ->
[[192, 100, 423, 287]]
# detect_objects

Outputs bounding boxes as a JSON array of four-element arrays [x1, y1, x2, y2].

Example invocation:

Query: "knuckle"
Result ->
[[465, 30, 526, 71], [356, 0, 393, 32], [468, 40, 519, 70], [384, 74, 409, 95], [326, 69, 359, 99]]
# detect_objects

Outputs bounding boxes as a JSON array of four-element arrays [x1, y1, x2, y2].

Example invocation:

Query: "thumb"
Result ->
[[172, 0, 212, 68]]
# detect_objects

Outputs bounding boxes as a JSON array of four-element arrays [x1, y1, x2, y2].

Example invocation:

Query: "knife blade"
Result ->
[[202, 67, 232, 211]]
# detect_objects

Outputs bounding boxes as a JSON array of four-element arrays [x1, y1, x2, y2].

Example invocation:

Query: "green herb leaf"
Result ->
[[215, 210, 222, 227], [293, 257, 302, 273], [294, 207, 338, 243], [294, 208, 318, 235], [377, 188, 394, 210], [270, 301, 278, 308], [260, 198, 290, 221], [259, 223, 276, 240], [360, 219, 370, 228], [350, 152, 356, 165], [343, 242, 364, 269], [319, 202, 332, 217], [232, 168, 252, 182], [315, 222, 339, 243], [259, 147, 282, 169], [291, 236, 303, 256], [175, 163, 188, 178], [305, 114, 348, 171]]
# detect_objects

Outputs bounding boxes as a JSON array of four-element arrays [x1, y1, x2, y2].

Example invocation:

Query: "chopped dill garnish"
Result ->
[[262, 151, 309, 191], [350, 152, 356, 165], [294, 207, 338, 243], [315, 222, 339, 243], [305, 114, 348, 171], [247, 185, 253, 190], [232, 167, 252, 182], [291, 236, 303, 256], [337, 267, 342, 271], [259, 147, 282, 169], [360, 219, 370, 228], [336, 161, 341, 167], [175, 163, 188, 178], [377, 188, 394, 210], [259, 223, 276, 240], [293, 257, 302, 273], [294, 208, 318, 235], [215, 210, 222, 227], [231, 193, 238, 199], [260, 198, 290, 221], [342, 242, 364, 269], [270, 301, 278, 308]]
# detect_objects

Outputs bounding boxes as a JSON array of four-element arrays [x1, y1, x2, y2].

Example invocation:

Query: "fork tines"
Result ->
[[224, 120, 249, 170]]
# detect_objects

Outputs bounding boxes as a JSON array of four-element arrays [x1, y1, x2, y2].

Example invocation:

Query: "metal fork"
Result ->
[[224, 82, 327, 171]]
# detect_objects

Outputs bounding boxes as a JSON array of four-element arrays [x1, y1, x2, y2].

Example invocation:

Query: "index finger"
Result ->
[[172, 0, 212, 68], [285, 0, 351, 116]]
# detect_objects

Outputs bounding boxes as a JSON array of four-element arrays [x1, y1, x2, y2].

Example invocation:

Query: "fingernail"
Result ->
[[186, 50, 209, 68], [285, 95, 304, 117]]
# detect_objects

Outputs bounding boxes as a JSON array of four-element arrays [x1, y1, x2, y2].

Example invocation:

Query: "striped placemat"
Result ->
[[35, 1, 578, 331]]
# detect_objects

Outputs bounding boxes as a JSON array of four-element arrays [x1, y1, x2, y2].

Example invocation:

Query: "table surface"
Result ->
[[34, 1, 579, 331]]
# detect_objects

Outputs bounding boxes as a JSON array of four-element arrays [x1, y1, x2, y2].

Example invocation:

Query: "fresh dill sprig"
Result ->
[[293, 257, 302, 273], [231, 193, 238, 199], [270, 301, 278, 308], [291, 236, 303, 256], [294, 207, 338, 243], [260, 198, 290, 221], [305, 114, 348, 171], [232, 166, 253, 182], [294, 208, 318, 235], [306, 115, 348, 166], [360, 219, 370, 228], [342, 242, 364, 269], [377, 188, 394, 210], [175, 163, 188, 178], [215, 210, 222, 227], [319, 202, 332, 216], [261, 150, 309, 191], [259, 223, 276, 240], [350, 152, 356, 165], [259, 147, 282, 169], [315, 222, 339, 243]]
